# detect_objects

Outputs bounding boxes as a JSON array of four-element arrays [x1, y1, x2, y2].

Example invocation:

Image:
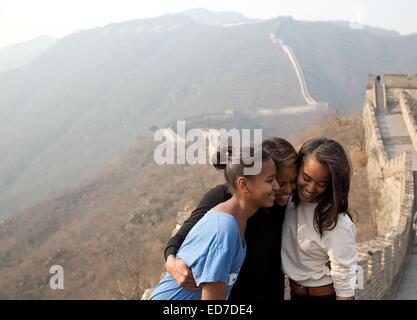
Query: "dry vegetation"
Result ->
[[0, 138, 224, 299], [0, 110, 375, 299]]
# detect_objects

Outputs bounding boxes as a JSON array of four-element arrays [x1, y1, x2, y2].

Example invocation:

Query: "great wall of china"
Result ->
[[358, 74, 417, 299], [258, 34, 328, 116], [143, 74, 417, 300]]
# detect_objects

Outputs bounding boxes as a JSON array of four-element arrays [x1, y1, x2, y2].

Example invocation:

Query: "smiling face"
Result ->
[[297, 157, 331, 203], [245, 158, 279, 208], [275, 162, 297, 206]]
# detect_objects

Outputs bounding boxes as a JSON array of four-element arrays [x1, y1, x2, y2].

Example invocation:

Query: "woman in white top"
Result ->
[[281, 137, 357, 300]]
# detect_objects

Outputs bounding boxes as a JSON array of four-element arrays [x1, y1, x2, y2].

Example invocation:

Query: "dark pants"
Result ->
[[290, 290, 336, 301]]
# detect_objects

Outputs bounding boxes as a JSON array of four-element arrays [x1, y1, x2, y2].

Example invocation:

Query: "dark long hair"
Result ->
[[293, 137, 352, 236], [262, 137, 297, 170]]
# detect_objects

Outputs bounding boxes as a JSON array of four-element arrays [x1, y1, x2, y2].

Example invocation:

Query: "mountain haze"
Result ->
[[275, 17, 417, 108], [0, 36, 58, 73], [180, 8, 251, 25], [2, 10, 417, 217], [0, 13, 305, 216]]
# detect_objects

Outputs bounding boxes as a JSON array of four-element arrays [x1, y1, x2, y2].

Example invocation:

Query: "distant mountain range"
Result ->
[[1, 9, 417, 216], [274, 17, 417, 108], [180, 8, 251, 25], [0, 36, 57, 73], [0, 12, 303, 216]]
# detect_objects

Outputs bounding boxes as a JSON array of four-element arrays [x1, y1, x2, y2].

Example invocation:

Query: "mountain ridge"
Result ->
[[2, 11, 417, 217], [0, 35, 58, 73]]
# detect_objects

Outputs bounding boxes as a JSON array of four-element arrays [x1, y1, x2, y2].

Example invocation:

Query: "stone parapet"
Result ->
[[358, 79, 415, 299]]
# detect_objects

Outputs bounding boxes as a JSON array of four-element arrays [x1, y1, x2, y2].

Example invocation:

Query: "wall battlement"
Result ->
[[368, 74, 417, 89], [384, 75, 417, 89], [359, 75, 416, 299], [399, 91, 417, 153]]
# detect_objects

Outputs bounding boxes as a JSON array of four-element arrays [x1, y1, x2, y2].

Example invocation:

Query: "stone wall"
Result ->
[[384, 74, 417, 89], [399, 91, 417, 152], [367, 75, 378, 89], [358, 92, 414, 299]]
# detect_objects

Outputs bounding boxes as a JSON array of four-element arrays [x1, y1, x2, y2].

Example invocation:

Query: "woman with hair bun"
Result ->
[[150, 146, 279, 300]]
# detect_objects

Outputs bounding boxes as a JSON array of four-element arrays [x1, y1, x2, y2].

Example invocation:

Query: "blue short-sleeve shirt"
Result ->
[[150, 210, 246, 300]]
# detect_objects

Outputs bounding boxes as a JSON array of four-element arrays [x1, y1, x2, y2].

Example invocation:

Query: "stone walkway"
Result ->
[[377, 109, 417, 299], [394, 234, 417, 300], [377, 113, 417, 170]]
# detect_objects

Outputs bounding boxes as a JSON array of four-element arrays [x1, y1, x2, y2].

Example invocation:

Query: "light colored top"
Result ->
[[150, 210, 246, 300], [281, 200, 357, 297]]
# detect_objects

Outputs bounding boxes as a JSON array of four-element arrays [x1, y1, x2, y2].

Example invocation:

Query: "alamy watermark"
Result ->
[[351, 265, 365, 291], [49, 265, 64, 290], [153, 121, 263, 175]]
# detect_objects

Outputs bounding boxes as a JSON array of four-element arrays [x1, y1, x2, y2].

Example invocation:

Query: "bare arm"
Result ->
[[165, 255, 198, 291], [201, 282, 227, 300], [163, 184, 231, 290]]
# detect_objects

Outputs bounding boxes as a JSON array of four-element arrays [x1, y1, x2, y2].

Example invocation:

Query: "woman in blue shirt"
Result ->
[[150, 146, 279, 300]]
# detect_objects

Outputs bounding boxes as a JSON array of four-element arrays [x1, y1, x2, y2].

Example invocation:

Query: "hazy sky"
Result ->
[[1, 0, 417, 50]]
